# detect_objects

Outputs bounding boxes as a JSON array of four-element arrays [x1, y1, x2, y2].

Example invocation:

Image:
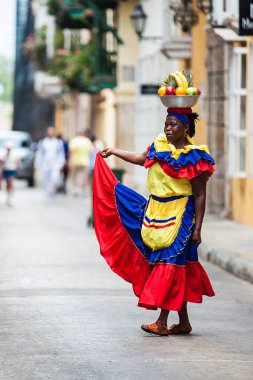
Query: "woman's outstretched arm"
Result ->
[[101, 147, 148, 166]]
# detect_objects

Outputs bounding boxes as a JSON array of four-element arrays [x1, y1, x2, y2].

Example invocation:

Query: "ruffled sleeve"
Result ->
[[144, 134, 215, 180]]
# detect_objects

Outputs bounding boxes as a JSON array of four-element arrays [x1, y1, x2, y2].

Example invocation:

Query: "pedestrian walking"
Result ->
[[69, 130, 92, 196], [35, 127, 65, 200], [57, 134, 69, 194], [87, 135, 104, 227], [1, 141, 20, 206], [89, 135, 104, 178], [93, 78, 215, 336]]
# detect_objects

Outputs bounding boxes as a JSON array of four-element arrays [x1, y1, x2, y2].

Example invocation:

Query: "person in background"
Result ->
[[87, 135, 104, 227], [89, 135, 104, 178], [35, 127, 65, 200], [57, 134, 69, 194], [1, 141, 20, 206], [0, 154, 3, 190], [69, 130, 92, 196]]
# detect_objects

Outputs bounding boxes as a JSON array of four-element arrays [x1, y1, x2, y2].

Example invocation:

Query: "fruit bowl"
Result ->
[[159, 95, 200, 108]]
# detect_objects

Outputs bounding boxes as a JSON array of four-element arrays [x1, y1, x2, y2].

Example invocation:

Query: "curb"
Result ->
[[198, 243, 253, 285]]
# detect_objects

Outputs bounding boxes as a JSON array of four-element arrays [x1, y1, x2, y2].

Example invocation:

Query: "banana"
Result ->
[[174, 71, 188, 89], [169, 72, 183, 88]]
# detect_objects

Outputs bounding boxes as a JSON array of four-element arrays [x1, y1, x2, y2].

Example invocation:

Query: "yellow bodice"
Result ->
[[146, 133, 210, 198], [146, 162, 192, 197]]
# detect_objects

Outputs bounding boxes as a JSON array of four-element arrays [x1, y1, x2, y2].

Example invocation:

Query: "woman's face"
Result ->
[[164, 116, 188, 144]]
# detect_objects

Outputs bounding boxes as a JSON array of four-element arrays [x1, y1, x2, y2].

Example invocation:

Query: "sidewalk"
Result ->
[[200, 215, 253, 285]]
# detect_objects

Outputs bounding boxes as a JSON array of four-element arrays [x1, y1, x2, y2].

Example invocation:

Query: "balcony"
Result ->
[[161, 35, 192, 59], [47, 0, 119, 29]]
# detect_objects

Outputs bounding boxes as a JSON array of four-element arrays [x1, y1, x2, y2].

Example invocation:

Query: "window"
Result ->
[[229, 47, 247, 177], [121, 66, 135, 82]]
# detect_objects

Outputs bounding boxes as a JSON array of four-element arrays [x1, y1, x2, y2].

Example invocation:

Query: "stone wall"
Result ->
[[206, 29, 231, 217]]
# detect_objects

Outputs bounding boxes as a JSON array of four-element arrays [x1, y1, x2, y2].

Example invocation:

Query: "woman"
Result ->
[[93, 107, 215, 336], [2, 141, 20, 206]]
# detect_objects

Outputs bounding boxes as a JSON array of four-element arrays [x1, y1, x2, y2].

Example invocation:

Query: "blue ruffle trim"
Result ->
[[146, 143, 215, 169], [115, 183, 196, 265], [114, 182, 148, 254]]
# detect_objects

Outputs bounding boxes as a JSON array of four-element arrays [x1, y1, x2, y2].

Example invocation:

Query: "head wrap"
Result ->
[[167, 107, 192, 125]]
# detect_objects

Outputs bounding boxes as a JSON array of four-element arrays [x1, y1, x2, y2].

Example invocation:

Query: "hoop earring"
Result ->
[[184, 131, 188, 138]]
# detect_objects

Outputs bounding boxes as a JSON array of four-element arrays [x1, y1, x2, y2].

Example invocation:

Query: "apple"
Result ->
[[186, 87, 197, 95], [196, 87, 201, 95], [166, 86, 176, 95]]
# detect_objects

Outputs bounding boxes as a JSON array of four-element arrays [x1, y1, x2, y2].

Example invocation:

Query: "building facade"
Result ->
[[24, 0, 253, 226], [131, 0, 181, 193], [194, 0, 253, 224], [93, 0, 139, 180], [130, 0, 253, 225], [14, 0, 54, 140], [30, 0, 92, 139]]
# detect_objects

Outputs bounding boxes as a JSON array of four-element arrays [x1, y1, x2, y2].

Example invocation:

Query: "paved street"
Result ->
[[0, 182, 253, 380]]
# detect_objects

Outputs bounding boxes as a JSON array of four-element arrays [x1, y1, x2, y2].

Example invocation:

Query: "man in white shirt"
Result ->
[[35, 127, 65, 199]]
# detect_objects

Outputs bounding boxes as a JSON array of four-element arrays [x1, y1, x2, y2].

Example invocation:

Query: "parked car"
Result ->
[[0, 130, 36, 187]]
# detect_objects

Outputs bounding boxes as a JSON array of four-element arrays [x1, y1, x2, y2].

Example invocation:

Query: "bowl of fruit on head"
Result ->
[[158, 71, 201, 108]]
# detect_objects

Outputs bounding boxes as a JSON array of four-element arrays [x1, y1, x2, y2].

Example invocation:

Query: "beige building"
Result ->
[[31, 0, 93, 139], [120, 0, 253, 226], [31, 0, 253, 226], [93, 0, 139, 181], [189, 0, 253, 225]]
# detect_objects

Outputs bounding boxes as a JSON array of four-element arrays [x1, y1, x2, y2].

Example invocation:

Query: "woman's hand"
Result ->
[[101, 147, 114, 158], [191, 230, 201, 246]]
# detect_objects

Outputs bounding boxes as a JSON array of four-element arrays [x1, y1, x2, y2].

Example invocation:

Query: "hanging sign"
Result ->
[[141, 84, 159, 95], [239, 0, 253, 35]]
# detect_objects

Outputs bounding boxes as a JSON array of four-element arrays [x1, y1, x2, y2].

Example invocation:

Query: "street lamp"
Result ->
[[197, 0, 213, 15], [130, 4, 147, 39], [130, 4, 162, 40], [171, 1, 198, 33]]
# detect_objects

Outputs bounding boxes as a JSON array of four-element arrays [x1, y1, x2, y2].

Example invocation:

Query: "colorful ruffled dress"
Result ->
[[93, 134, 215, 311]]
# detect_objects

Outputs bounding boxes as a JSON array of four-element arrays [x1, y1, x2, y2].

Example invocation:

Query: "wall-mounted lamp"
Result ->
[[130, 4, 162, 40], [171, 1, 198, 33], [197, 0, 213, 16]]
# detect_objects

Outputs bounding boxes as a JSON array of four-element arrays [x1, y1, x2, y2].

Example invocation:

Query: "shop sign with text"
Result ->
[[239, 0, 253, 35]]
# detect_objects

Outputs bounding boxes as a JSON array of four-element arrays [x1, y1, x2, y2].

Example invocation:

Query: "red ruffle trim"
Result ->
[[93, 153, 150, 286], [93, 154, 215, 311], [145, 159, 214, 179], [137, 261, 215, 311]]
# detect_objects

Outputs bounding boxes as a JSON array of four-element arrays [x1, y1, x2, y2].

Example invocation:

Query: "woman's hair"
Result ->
[[186, 112, 199, 137]]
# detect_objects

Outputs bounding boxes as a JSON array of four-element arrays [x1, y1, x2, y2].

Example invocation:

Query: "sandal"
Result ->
[[141, 323, 169, 336], [167, 323, 192, 335]]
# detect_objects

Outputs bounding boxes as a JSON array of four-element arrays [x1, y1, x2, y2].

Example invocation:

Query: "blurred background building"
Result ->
[[0, 0, 16, 131], [1, 0, 253, 225], [14, 0, 54, 140]]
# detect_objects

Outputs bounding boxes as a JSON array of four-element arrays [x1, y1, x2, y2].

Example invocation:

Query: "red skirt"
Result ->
[[93, 154, 215, 311]]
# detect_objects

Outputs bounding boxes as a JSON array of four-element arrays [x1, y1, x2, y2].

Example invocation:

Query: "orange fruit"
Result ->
[[175, 87, 187, 95], [158, 86, 167, 96]]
